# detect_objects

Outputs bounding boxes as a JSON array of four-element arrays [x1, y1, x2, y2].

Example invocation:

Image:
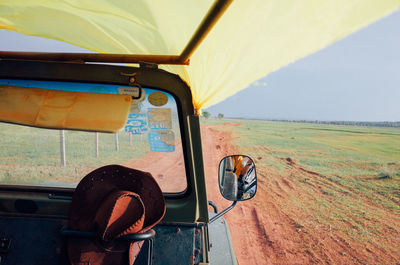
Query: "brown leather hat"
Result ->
[[67, 165, 165, 265]]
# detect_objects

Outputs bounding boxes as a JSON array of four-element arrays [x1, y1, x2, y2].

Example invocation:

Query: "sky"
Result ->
[[1, 10, 399, 122], [206, 10, 400, 122]]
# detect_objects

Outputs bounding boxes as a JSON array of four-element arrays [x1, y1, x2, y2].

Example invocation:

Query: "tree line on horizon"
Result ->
[[253, 119, 400, 128], [201, 112, 399, 128]]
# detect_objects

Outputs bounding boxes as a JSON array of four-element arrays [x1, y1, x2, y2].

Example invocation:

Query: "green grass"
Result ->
[[0, 123, 148, 187], [202, 118, 400, 244], [204, 119, 400, 199]]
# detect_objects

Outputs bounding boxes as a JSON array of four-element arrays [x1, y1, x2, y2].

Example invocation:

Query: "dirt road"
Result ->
[[124, 122, 399, 264], [201, 123, 400, 265], [201, 123, 273, 265]]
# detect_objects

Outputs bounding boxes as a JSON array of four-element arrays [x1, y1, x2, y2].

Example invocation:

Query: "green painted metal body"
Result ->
[[0, 60, 233, 264]]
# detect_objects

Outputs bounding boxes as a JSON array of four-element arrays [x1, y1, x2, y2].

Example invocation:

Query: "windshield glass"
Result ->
[[0, 79, 186, 193]]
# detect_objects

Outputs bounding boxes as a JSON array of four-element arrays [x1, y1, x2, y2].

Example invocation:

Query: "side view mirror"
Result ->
[[218, 155, 257, 201], [210, 155, 257, 224]]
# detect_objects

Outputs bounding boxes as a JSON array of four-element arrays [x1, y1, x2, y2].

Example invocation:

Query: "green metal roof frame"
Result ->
[[0, 0, 233, 65]]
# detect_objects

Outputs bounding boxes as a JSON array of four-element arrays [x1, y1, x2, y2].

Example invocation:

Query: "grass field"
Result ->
[[206, 118, 400, 208], [1, 117, 399, 262], [203, 118, 400, 261], [0, 122, 148, 187]]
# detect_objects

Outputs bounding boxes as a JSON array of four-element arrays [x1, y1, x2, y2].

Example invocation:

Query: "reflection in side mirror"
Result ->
[[218, 155, 257, 201]]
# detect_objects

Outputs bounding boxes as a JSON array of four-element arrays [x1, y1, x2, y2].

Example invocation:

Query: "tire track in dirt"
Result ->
[[123, 122, 399, 264], [123, 141, 186, 192], [202, 123, 400, 265], [282, 157, 400, 222], [201, 124, 273, 265], [270, 158, 400, 264], [202, 124, 320, 264]]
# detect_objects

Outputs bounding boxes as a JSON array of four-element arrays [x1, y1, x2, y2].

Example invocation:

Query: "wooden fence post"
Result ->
[[115, 132, 119, 151], [95, 132, 99, 157], [60, 130, 66, 166]]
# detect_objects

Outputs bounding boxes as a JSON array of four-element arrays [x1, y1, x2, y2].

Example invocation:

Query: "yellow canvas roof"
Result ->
[[0, 0, 398, 112]]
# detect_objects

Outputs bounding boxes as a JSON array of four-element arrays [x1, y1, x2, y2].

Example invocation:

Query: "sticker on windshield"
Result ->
[[147, 108, 172, 129], [124, 113, 148, 134], [148, 129, 175, 152], [118, 86, 141, 99], [148, 92, 168, 107]]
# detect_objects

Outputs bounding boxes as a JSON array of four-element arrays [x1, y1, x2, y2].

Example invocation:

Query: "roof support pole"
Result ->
[[0, 52, 186, 65], [179, 0, 233, 64], [0, 0, 233, 65]]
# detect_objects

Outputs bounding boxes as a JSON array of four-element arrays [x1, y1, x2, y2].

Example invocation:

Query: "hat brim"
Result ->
[[69, 165, 165, 232], [67, 165, 165, 265]]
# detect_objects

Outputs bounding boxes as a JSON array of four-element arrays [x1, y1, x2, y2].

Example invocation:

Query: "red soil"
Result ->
[[125, 122, 400, 264], [122, 141, 186, 192], [201, 123, 400, 265]]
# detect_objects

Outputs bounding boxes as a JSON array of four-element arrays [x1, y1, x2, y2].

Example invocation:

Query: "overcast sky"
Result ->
[[1, 10, 399, 122]]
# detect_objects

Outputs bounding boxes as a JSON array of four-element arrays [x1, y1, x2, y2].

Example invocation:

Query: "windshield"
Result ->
[[0, 79, 186, 193]]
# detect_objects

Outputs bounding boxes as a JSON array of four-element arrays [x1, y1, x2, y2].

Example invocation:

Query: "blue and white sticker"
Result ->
[[148, 129, 175, 152], [124, 113, 148, 134]]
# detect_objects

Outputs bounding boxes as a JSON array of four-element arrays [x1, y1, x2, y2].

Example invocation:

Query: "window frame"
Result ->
[[0, 60, 196, 199]]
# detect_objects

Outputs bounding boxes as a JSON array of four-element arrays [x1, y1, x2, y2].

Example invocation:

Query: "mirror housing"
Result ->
[[218, 155, 257, 201], [210, 155, 257, 224]]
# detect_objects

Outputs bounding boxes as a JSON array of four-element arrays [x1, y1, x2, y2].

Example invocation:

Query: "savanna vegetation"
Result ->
[[203, 118, 400, 264], [1, 118, 399, 262], [0, 122, 148, 187]]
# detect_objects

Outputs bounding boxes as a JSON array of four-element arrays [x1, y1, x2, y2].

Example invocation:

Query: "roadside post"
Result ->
[[115, 132, 119, 151], [95, 132, 99, 157], [60, 130, 66, 166]]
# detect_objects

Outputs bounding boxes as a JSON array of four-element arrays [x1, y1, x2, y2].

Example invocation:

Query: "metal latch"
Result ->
[[0, 237, 11, 253], [139, 61, 158, 69]]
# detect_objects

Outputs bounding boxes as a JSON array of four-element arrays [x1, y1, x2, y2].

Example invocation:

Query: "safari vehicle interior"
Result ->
[[1, 0, 398, 264], [0, 59, 257, 265], [0, 60, 208, 265], [0, 1, 247, 264]]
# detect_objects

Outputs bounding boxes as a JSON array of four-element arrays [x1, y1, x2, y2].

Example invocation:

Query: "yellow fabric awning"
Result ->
[[1, 1, 399, 112]]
